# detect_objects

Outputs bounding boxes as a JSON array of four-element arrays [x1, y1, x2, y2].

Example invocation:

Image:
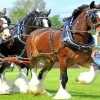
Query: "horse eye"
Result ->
[[91, 14, 96, 23]]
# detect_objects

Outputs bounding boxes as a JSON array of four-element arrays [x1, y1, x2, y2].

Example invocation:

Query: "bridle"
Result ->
[[85, 9, 100, 30], [34, 17, 49, 27], [0, 15, 11, 31], [62, 8, 100, 51]]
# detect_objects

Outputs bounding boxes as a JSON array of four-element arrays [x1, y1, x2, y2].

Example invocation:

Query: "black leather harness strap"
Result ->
[[49, 30, 58, 59]]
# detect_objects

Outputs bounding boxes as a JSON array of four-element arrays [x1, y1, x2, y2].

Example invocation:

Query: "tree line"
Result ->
[[9, 0, 63, 28]]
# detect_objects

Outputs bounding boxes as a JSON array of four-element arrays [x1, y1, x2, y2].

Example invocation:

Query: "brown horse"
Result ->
[[26, 1, 100, 99]]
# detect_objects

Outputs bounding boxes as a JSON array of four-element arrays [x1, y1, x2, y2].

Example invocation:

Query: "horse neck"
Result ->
[[24, 21, 38, 36], [72, 11, 88, 31], [72, 11, 90, 44]]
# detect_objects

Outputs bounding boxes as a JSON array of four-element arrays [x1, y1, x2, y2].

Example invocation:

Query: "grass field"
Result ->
[[0, 67, 100, 100]]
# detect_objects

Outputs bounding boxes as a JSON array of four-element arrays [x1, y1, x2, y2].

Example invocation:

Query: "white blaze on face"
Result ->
[[95, 11, 100, 36], [0, 18, 11, 40], [42, 19, 49, 27], [96, 11, 100, 18]]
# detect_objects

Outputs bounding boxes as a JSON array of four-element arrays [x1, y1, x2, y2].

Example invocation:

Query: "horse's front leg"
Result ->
[[0, 62, 12, 94], [76, 62, 100, 84], [12, 63, 29, 94], [54, 58, 71, 99]]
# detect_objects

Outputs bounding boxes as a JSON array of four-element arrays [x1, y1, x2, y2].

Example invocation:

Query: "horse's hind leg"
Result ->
[[0, 62, 12, 94], [28, 59, 54, 96], [36, 61, 54, 96], [28, 57, 39, 94], [12, 63, 29, 94]]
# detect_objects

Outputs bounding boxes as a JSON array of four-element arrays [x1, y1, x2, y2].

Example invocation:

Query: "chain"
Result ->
[[18, 46, 26, 57], [39, 52, 54, 55]]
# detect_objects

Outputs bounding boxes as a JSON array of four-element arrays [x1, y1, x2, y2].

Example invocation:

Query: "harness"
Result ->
[[62, 16, 95, 50]]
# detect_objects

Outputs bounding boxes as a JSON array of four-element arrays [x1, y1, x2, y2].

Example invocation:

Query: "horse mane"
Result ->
[[23, 10, 46, 22], [72, 4, 89, 20], [23, 11, 36, 21]]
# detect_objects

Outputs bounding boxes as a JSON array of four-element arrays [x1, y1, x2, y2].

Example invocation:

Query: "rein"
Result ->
[[85, 9, 100, 29]]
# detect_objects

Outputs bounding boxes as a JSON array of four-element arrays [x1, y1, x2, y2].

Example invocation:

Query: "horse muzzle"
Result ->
[[1, 30, 12, 41]]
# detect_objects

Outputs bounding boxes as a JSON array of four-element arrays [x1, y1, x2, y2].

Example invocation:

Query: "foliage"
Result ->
[[9, 0, 46, 24], [50, 15, 63, 28], [8, 0, 63, 28]]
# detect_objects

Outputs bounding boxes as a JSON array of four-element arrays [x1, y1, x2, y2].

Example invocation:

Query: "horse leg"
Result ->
[[54, 58, 71, 99], [36, 61, 54, 96], [28, 59, 54, 96], [12, 63, 29, 94], [28, 66, 38, 94], [0, 62, 12, 94], [76, 62, 100, 84]]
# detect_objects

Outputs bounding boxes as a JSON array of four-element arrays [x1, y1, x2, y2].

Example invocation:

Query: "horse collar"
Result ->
[[62, 24, 95, 50]]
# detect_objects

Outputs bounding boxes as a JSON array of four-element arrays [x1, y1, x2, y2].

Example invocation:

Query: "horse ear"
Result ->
[[46, 9, 51, 16], [34, 9, 39, 14], [2, 8, 6, 15], [90, 1, 96, 9], [34, 9, 37, 13]]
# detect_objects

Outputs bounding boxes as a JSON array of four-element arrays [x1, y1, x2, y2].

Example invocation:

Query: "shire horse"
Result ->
[[26, 1, 100, 99], [0, 8, 12, 94], [0, 8, 11, 41], [0, 9, 51, 94]]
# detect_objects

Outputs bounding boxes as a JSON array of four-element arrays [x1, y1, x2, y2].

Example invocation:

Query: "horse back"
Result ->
[[26, 28, 62, 58]]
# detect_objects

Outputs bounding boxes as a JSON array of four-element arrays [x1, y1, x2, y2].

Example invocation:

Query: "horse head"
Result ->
[[85, 1, 100, 35], [24, 9, 51, 35], [70, 1, 100, 46], [34, 9, 51, 27], [0, 8, 11, 41]]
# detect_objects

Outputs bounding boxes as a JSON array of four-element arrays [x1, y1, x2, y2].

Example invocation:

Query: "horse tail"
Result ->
[[26, 36, 32, 58]]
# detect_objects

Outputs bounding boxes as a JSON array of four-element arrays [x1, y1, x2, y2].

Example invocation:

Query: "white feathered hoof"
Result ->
[[41, 90, 52, 96], [53, 89, 71, 99], [28, 81, 52, 96], [12, 67, 29, 94], [76, 71, 95, 84], [28, 89, 52, 96], [53, 84, 71, 100], [12, 78, 29, 94], [0, 81, 11, 94]]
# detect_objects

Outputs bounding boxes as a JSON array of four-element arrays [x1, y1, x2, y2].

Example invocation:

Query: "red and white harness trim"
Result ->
[[0, 57, 30, 64]]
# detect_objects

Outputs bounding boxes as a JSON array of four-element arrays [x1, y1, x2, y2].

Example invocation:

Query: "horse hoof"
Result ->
[[53, 86, 72, 99], [76, 78, 79, 82], [39, 90, 52, 96], [0, 82, 12, 95], [53, 94, 72, 99], [12, 84, 28, 94], [28, 90, 52, 96], [0, 89, 11, 95], [76, 71, 95, 84]]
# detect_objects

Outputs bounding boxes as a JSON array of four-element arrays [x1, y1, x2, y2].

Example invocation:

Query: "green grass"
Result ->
[[0, 67, 100, 100]]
